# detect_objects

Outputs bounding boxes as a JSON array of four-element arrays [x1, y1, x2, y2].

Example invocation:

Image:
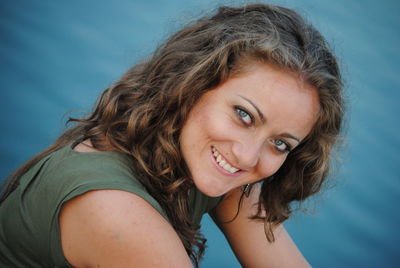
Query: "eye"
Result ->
[[273, 139, 292, 153], [235, 107, 253, 126]]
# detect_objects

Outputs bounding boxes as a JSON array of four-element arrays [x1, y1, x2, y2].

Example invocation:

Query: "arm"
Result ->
[[210, 183, 311, 268], [59, 189, 193, 268]]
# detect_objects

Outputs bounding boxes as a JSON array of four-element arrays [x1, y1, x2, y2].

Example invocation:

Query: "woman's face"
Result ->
[[180, 62, 320, 197]]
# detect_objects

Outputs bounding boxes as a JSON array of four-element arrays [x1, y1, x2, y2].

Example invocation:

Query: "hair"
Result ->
[[0, 3, 343, 265]]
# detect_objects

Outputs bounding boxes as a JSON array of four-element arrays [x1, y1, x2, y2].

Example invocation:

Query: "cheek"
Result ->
[[257, 154, 287, 178], [203, 112, 238, 141]]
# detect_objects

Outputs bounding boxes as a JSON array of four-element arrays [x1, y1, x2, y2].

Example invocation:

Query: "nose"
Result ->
[[231, 138, 264, 170]]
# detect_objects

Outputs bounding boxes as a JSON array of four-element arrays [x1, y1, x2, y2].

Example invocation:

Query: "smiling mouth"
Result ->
[[211, 147, 241, 174]]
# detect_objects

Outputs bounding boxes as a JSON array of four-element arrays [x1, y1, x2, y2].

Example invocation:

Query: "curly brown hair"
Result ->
[[1, 3, 344, 265]]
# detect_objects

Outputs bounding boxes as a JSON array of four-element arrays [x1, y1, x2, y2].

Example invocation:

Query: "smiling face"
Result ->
[[179, 62, 320, 197]]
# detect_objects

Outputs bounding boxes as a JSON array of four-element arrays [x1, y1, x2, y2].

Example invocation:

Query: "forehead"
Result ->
[[216, 62, 320, 139]]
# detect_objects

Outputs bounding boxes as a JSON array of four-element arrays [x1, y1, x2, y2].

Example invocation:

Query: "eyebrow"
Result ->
[[238, 95, 301, 144], [280, 133, 301, 144], [238, 95, 265, 123]]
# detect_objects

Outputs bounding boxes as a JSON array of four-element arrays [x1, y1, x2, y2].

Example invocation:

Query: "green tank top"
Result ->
[[0, 144, 223, 267]]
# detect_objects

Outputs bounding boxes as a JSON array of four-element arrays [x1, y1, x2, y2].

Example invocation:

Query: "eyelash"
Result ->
[[273, 139, 292, 154], [235, 106, 292, 154], [235, 106, 254, 126]]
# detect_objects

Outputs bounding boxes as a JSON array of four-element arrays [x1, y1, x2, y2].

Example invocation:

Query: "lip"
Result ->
[[210, 147, 243, 177]]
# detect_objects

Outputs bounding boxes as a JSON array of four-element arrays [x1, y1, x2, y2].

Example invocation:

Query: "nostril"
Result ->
[[233, 144, 261, 170]]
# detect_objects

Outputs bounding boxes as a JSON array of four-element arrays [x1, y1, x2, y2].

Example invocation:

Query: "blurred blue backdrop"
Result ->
[[1, 0, 399, 267]]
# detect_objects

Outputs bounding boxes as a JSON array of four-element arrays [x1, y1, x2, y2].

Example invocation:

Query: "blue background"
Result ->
[[1, 0, 399, 267]]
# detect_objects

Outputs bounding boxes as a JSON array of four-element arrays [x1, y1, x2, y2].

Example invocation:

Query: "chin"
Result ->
[[193, 179, 230, 197], [202, 189, 225, 198]]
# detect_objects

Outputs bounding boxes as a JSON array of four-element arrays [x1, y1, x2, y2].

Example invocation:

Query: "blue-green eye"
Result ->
[[274, 139, 291, 153], [235, 107, 253, 125]]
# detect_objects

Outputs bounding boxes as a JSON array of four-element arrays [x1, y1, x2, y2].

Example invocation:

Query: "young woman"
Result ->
[[0, 3, 344, 267]]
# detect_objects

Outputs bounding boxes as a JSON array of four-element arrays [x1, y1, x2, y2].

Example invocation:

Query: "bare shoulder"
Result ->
[[59, 189, 193, 268], [210, 184, 310, 268]]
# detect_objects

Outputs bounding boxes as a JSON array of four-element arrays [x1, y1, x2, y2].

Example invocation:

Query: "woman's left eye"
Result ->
[[235, 107, 253, 125], [274, 139, 291, 153]]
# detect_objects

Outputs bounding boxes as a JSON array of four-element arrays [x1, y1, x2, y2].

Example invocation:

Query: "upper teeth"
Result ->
[[212, 147, 240, 173]]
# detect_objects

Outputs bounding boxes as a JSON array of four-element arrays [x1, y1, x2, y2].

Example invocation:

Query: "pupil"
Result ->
[[239, 110, 247, 117]]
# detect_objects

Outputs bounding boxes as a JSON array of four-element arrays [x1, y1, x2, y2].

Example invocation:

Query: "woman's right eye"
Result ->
[[235, 107, 253, 126]]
